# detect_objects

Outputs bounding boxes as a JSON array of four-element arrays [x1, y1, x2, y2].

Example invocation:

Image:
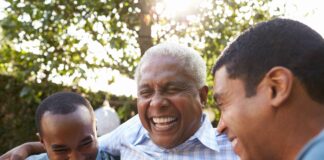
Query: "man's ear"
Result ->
[[199, 85, 209, 106], [264, 67, 293, 107], [94, 118, 98, 137]]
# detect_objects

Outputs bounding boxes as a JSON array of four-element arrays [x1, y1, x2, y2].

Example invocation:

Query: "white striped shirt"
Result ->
[[99, 114, 238, 160]]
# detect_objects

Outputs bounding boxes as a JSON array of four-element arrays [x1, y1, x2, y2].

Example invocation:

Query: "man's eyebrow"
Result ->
[[167, 80, 194, 88], [213, 93, 221, 101], [138, 84, 150, 89], [213, 92, 223, 110], [51, 144, 68, 150]]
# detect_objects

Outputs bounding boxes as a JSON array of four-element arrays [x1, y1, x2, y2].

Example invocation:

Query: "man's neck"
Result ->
[[277, 101, 324, 160]]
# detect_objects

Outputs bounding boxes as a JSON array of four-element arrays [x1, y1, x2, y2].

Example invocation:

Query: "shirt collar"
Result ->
[[95, 148, 101, 160], [134, 113, 220, 152], [187, 113, 220, 152], [125, 115, 150, 145]]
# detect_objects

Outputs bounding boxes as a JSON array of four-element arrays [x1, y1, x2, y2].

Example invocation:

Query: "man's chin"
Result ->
[[235, 148, 252, 160], [232, 139, 249, 160]]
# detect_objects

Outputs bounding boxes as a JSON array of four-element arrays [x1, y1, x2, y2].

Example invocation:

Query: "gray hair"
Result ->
[[134, 42, 206, 88]]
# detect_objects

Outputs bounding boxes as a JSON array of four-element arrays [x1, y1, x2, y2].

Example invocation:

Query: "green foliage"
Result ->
[[0, 0, 141, 83]]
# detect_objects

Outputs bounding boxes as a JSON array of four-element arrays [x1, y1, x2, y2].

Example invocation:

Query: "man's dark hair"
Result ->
[[36, 92, 94, 134], [212, 18, 324, 104]]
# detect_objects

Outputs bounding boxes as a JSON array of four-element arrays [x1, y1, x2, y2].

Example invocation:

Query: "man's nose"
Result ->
[[150, 93, 169, 109], [70, 151, 85, 160], [216, 115, 227, 134]]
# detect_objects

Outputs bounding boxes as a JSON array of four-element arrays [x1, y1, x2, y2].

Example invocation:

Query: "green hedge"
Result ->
[[0, 75, 136, 154]]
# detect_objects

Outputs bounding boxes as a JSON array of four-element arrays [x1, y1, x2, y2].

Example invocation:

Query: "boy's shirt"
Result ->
[[26, 148, 118, 160]]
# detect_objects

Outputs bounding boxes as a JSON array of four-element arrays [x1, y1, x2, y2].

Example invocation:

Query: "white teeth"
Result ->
[[231, 138, 238, 147], [152, 117, 176, 124]]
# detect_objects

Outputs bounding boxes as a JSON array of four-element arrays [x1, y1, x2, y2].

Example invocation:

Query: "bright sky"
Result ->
[[0, 0, 323, 97], [273, 0, 324, 36]]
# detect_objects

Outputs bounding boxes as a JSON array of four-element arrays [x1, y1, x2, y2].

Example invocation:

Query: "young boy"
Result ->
[[26, 92, 116, 160]]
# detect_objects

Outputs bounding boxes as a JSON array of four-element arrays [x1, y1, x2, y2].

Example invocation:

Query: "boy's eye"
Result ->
[[81, 139, 93, 146], [53, 148, 69, 153], [78, 136, 95, 150]]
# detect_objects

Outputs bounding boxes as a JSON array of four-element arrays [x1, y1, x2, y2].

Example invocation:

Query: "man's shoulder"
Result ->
[[115, 114, 142, 130], [26, 153, 48, 160], [98, 114, 146, 149], [297, 130, 324, 160], [97, 149, 120, 160]]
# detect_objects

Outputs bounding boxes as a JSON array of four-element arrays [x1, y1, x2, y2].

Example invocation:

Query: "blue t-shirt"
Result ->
[[297, 129, 324, 160]]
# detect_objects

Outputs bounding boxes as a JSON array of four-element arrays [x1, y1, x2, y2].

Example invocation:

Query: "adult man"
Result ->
[[99, 42, 237, 159], [27, 92, 115, 160], [212, 18, 324, 160], [1, 43, 237, 159]]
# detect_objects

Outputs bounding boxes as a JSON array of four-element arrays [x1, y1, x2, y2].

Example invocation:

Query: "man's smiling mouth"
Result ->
[[151, 116, 178, 131], [229, 136, 241, 155]]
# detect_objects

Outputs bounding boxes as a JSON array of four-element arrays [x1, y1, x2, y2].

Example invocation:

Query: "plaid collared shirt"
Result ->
[[99, 114, 239, 160]]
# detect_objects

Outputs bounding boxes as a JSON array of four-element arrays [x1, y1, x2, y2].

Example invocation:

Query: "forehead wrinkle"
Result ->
[[139, 70, 183, 87], [139, 77, 195, 90]]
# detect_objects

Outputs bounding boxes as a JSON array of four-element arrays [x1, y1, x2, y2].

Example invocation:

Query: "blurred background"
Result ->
[[0, 0, 323, 153]]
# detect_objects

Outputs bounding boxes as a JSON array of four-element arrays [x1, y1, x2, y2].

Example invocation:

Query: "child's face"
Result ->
[[39, 107, 98, 160]]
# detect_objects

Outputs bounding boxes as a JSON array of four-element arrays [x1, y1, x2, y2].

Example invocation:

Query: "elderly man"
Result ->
[[0, 43, 237, 159], [97, 42, 237, 159], [213, 18, 324, 160]]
